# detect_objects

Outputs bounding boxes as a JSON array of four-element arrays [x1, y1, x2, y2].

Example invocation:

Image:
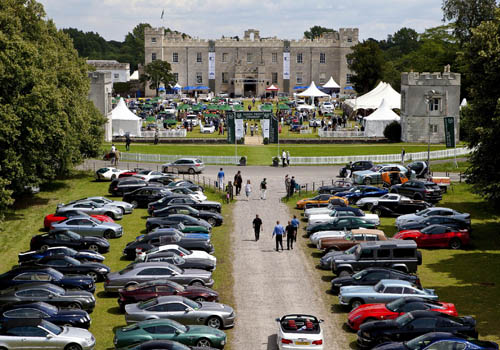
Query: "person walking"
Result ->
[[285, 221, 295, 250], [154, 128, 159, 145], [225, 181, 233, 203], [125, 134, 131, 151], [289, 176, 296, 197], [217, 168, 225, 190], [282, 150, 287, 167], [401, 147, 406, 164], [285, 175, 291, 198], [114, 149, 120, 166], [234, 171, 242, 196], [252, 214, 263, 241], [245, 180, 252, 200], [286, 150, 291, 166], [291, 215, 300, 242], [260, 178, 267, 200], [272, 220, 285, 252], [110, 144, 116, 165]]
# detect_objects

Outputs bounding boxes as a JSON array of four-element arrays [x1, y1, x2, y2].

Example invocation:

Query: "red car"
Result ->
[[44, 210, 114, 230], [117, 279, 219, 310], [347, 297, 457, 331], [394, 224, 470, 249]]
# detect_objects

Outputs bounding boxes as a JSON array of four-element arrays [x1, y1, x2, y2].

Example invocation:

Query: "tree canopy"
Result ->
[[141, 60, 175, 97], [0, 0, 106, 220], [304, 26, 336, 39], [346, 40, 386, 94]]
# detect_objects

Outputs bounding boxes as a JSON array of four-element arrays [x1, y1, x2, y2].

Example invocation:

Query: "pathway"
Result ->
[[244, 134, 262, 145]]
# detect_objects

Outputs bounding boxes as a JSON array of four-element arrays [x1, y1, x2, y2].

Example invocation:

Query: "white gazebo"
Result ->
[[322, 77, 340, 89], [297, 81, 329, 98], [111, 98, 142, 137], [364, 98, 401, 137]]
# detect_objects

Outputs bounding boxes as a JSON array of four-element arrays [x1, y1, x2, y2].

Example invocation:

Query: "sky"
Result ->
[[38, 0, 445, 42]]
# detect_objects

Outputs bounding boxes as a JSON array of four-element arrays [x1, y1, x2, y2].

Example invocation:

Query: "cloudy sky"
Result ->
[[38, 0, 445, 41]]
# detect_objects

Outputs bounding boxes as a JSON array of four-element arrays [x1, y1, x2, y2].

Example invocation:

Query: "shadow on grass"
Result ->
[[97, 291, 116, 298], [12, 196, 50, 210], [321, 275, 333, 283], [3, 211, 25, 222], [349, 340, 358, 350], [330, 304, 347, 314], [107, 306, 123, 315]]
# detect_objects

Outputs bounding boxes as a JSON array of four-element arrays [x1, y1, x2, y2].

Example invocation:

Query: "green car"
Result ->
[[114, 319, 227, 349]]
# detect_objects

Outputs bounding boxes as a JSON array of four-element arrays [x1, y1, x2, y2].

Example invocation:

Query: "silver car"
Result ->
[[104, 262, 214, 293], [125, 295, 235, 329], [338, 279, 437, 310], [162, 158, 205, 174], [356, 193, 409, 210], [395, 207, 471, 228], [0, 319, 95, 350], [57, 201, 123, 220], [70, 196, 134, 214], [51, 216, 123, 239]]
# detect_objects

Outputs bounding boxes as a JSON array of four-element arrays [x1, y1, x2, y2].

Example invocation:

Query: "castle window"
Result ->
[[347, 37, 353, 43], [346, 74, 352, 84], [151, 37, 157, 43], [320, 53, 326, 64], [196, 52, 202, 63], [173, 73, 178, 82], [196, 72, 203, 84], [319, 73, 326, 84], [151, 53, 157, 61], [222, 72, 229, 84], [272, 72, 278, 84], [114, 73, 119, 79], [296, 72, 303, 85], [429, 98, 440, 112], [247, 53, 252, 63], [297, 53, 303, 64], [222, 53, 228, 63], [272, 52, 278, 63], [430, 124, 438, 133], [172, 52, 178, 63]]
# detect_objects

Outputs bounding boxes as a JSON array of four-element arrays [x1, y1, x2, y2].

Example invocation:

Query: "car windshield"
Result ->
[[62, 231, 81, 240], [41, 320, 62, 335], [344, 246, 358, 255], [119, 265, 135, 275], [50, 269, 64, 279], [88, 217, 100, 224], [42, 303, 58, 313], [395, 312, 414, 327], [169, 264, 183, 274], [138, 298, 158, 310], [183, 298, 201, 310], [404, 334, 434, 350], [386, 298, 406, 312], [65, 257, 81, 265], [415, 208, 431, 216], [47, 284, 65, 295], [352, 270, 368, 280], [329, 210, 338, 217], [178, 246, 191, 255], [373, 282, 385, 292], [64, 248, 77, 255]]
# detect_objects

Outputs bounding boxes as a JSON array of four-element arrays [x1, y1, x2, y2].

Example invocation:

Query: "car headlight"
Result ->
[[353, 315, 362, 320], [363, 332, 371, 338], [98, 268, 108, 273], [221, 339, 226, 345]]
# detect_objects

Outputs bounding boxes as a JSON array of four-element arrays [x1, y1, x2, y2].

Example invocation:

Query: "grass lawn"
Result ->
[[284, 183, 500, 346], [430, 160, 470, 174], [1, 172, 235, 350], [108, 142, 447, 166]]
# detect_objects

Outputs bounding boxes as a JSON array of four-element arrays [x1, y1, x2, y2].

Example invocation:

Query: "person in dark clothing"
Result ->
[[234, 171, 243, 196], [289, 176, 296, 197], [272, 220, 285, 251], [154, 129, 159, 145], [285, 221, 295, 250], [125, 133, 131, 151], [252, 214, 263, 241]]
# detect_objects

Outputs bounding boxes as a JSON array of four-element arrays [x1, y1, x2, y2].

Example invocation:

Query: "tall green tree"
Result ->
[[379, 27, 421, 58], [0, 0, 106, 219], [458, 8, 500, 203], [442, 0, 498, 45], [141, 60, 175, 97], [304, 26, 336, 39], [346, 40, 385, 93], [119, 23, 151, 71]]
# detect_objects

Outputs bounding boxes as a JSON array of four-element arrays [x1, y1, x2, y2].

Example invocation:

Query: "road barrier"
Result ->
[[119, 153, 240, 165], [318, 130, 365, 137]]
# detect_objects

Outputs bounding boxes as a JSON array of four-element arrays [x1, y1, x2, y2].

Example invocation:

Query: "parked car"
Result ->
[[304, 200, 349, 219], [56, 201, 123, 220], [146, 214, 212, 233], [113, 319, 227, 349], [356, 193, 410, 211], [185, 114, 199, 126], [168, 187, 207, 201], [353, 164, 414, 185], [152, 205, 223, 227], [317, 180, 353, 194], [18, 246, 105, 264], [371, 196, 432, 217], [397, 216, 470, 232], [309, 230, 346, 246], [0, 302, 91, 329], [138, 245, 216, 266], [306, 217, 376, 236], [296, 194, 348, 209], [104, 262, 214, 293], [132, 170, 165, 182], [390, 180, 443, 202], [23, 256, 109, 282], [162, 158, 205, 174], [320, 101, 334, 113], [396, 207, 471, 228], [331, 267, 421, 294], [371, 332, 498, 350], [124, 296, 235, 329], [340, 161, 374, 178], [138, 251, 215, 271], [118, 279, 219, 310], [407, 161, 429, 178], [148, 175, 181, 187], [119, 339, 219, 350], [123, 187, 173, 208], [95, 167, 129, 181], [394, 224, 470, 249], [0, 283, 96, 312], [347, 297, 458, 331], [166, 181, 204, 193], [276, 314, 324, 349], [334, 186, 388, 205], [68, 196, 134, 214], [318, 229, 387, 252], [0, 319, 96, 350], [109, 177, 148, 196], [118, 168, 148, 178], [44, 210, 114, 230], [30, 230, 110, 254], [308, 206, 380, 226], [50, 216, 123, 239], [149, 197, 222, 214], [357, 311, 478, 349], [319, 245, 358, 270], [331, 240, 422, 276]]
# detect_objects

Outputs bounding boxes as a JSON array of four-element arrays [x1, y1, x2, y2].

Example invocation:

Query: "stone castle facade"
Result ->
[[144, 27, 358, 97]]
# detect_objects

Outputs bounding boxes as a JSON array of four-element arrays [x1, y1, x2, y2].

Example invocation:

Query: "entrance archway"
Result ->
[[243, 78, 257, 97]]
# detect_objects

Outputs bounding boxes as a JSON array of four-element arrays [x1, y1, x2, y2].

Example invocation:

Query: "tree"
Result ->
[[304, 26, 336, 39], [0, 0, 106, 219], [119, 23, 152, 71], [141, 60, 175, 97], [379, 27, 421, 58], [383, 121, 402, 142], [346, 40, 385, 93], [459, 8, 500, 203], [442, 0, 498, 45]]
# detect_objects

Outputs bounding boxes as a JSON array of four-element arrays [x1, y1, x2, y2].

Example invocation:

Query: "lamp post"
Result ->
[[425, 90, 436, 176]]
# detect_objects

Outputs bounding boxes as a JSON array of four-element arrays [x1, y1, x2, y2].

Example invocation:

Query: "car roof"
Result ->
[[360, 239, 417, 248], [132, 262, 177, 269], [407, 310, 446, 318], [155, 295, 186, 303], [1, 318, 43, 330], [378, 279, 413, 287], [362, 267, 411, 274], [136, 318, 179, 327], [177, 158, 201, 162], [351, 229, 386, 236]]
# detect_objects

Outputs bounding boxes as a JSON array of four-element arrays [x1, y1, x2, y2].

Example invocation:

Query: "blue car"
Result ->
[[0, 267, 95, 292], [335, 186, 388, 204], [18, 246, 105, 264], [373, 332, 498, 350], [0, 302, 91, 329]]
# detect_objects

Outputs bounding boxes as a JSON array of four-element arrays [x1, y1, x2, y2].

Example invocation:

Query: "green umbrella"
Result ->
[[278, 104, 290, 110], [233, 104, 244, 111], [207, 104, 219, 111], [177, 104, 190, 110], [260, 104, 273, 111]]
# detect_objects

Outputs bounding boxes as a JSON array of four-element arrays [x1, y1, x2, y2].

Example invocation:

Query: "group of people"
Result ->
[[216, 168, 268, 201], [284, 175, 297, 197], [252, 215, 300, 251], [108, 144, 121, 165], [281, 150, 291, 167]]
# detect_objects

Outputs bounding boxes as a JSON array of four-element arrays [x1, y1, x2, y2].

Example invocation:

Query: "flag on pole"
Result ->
[[161, 9, 164, 19]]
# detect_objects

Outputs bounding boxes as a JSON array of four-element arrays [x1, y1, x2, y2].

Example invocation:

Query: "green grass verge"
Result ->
[[430, 161, 470, 174], [1, 171, 234, 350], [284, 183, 500, 345]]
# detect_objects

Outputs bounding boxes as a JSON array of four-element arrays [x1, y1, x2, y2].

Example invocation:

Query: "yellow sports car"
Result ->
[[296, 194, 348, 209]]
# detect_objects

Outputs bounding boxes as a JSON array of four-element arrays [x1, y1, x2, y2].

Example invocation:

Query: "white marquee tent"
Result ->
[[345, 82, 401, 111], [322, 77, 340, 89], [297, 81, 329, 97], [111, 98, 142, 137], [364, 98, 401, 137]]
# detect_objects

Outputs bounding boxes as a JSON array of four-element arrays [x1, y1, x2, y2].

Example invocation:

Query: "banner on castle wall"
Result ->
[[235, 119, 244, 140], [283, 52, 290, 80], [444, 117, 455, 148], [208, 52, 215, 80], [261, 119, 270, 139]]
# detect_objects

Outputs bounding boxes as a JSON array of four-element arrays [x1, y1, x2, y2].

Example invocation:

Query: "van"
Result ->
[[331, 240, 422, 276]]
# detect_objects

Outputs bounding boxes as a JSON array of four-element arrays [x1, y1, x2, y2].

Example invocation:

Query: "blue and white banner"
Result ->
[[235, 119, 244, 140], [208, 52, 215, 80], [283, 52, 290, 80]]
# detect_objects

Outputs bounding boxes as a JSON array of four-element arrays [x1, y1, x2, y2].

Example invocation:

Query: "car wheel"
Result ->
[[194, 297, 206, 302], [87, 271, 98, 282], [206, 316, 222, 329], [374, 208, 382, 216], [65, 344, 83, 350], [190, 280, 204, 287], [118, 207, 125, 215], [40, 245, 49, 252], [338, 269, 351, 277], [207, 218, 217, 226], [63, 323, 73, 327], [366, 203, 373, 211], [449, 238, 462, 250], [196, 338, 212, 347], [105, 211, 115, 219], [363, 178, 371, 185], [188, 168, 195, 174], [88, 244, 99, 252], [67, 302, 82, 309], [131, 200, 138, 208], [111, 174, 117, 180], [209, 208, 218, 213], [350, 299, 364, 310], [103, 230, 113, 239]]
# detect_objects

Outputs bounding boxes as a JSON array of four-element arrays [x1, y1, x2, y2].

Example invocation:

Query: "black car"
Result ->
[[391, 180, 442, 202], [0, 301, 91, 328], [122, 186, 173, 208], [146, 214, 212, 233], [0, 267, 95, 292], [141, 252, 216, 271], [23, 256, 110, 282], [371, 198, 432, 217], [18, 246, 105, 264], [167, 180, 204, 192], [330, 268, 421, 294], [109, 177, 148, 196], [30, 230, 110, 254], [148, 196, 222, 214], [0, 283, 96, 312], [123, 231, 214, 259], [148, 176, 178, 186], [318, 180, 353, 195], [152, 205, 224, 227], [398, 216, 470, 231], [357, 310, 478, 349], [407, 161, 429, 178], [340, 161, 374, 178]]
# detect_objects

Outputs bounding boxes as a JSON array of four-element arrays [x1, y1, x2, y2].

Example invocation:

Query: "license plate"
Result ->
[[296, 341, 310, 345]]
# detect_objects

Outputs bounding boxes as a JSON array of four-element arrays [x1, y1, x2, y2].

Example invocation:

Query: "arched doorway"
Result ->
[[243, 78, 257, 97]]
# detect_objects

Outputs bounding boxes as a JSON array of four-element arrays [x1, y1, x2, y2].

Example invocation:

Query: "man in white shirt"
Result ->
[[282, 150, 287, 167]]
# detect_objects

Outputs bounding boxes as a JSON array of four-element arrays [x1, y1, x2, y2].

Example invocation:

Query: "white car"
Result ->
[[200, 124, 215, 133], [320, 102, 334, 114], [355, 193, 409, 210], [296, 104, 316, 112], [276, 314, 324, 349], [169, 187, 207, 202], [309, 230, 346, 246], [304, 204, 339, 219], [138, 244, 217, 265], [70, 196, 134, 214], [95, 167, 130, 181], [308, 209, 380, 226], [132, 170, 164, 182], [185, 114, 199, 126]]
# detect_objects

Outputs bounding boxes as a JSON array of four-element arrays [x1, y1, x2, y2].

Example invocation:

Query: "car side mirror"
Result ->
[[186, 307, 193, 313], [46, 333, 54, 338], [175, 329, 181, 335], [275, 318, 280, 322]]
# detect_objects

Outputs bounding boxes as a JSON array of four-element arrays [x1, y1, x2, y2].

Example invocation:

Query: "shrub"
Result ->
[[384, 121, 401, 142], [263, 137, 269, 145]]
